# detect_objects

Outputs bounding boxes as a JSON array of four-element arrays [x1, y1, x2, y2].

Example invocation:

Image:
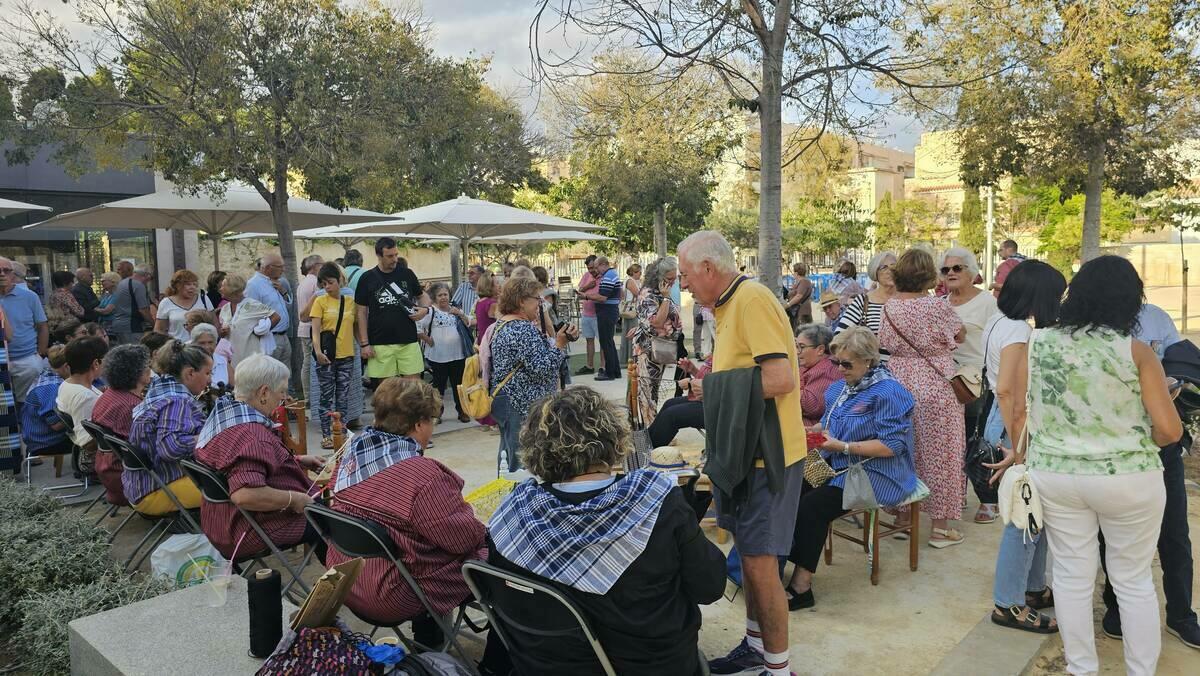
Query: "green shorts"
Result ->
[[365, 342, 425, 378]]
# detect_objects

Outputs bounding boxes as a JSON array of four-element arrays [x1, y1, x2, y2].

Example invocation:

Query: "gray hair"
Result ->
[[868, 251, 898, 281], [941, 246, 980, 277], [428, 281, 451, 299], [10, 261, 26, 278], [594, 256, 611, 269], [796, 323, 833, 352], [510, 266, 535, 281], [301, 254, 324, 275], [100, 271, 121, 286], [829, 325, 881, 367], [678, 230, 736, 274], [233, 353, 290, 400], [132, 263, 151, 277], [221, 272, 246, 295], [189, 323, 219, 341], [101, 344, 150, 392], [643, 256, 678, 292]]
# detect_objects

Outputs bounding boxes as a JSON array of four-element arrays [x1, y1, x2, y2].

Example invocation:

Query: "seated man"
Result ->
[[196, 353, 325, 560], [647, 355, 710, 448], [21, 345, 72, 464], [56, 337, 108, 458], [328, 377, 484, 646], [482, 387, 726, 676]]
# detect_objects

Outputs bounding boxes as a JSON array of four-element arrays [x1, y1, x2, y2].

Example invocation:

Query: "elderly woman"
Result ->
[[195, 354, 326, 560], [190, 323, 232, 390], [90, 345, 153, 506], [795, 323, 840, 426], [940, 247, 999, 523], [785, 262, 814, 330], [94, 271, 121, 330], [483, 387, 726, 675], [621, 263, 643, 362], [217, 273, 280, 366], [126, 340, 209, 515], [487, 277, 577, 474], [785, 327, 918, 610], [48, 270, 86, 322], [417, 281, 473, 425], [633, 257, 683, 424], [329, 378, 485, 646], [155, 269, 214, 341], [879, 249, 966, 548], [647, 354, 711, 448], [834, 251, 897, 363]]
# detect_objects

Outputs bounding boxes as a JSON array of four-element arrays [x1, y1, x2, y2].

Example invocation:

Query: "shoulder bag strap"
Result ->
[[332, 296, 345, 338], [883, 307, 950, 379], [489, 320, 523, 397]]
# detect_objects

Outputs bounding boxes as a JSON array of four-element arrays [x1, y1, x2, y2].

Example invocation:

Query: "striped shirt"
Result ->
[[195, 422, 311, 559], [597, 268, 621, 305], [90, 389, 142, 506], [20, 371, 67, 453], [326, 457, 486, 623], [820, 376, 919, 506], [126, 394, 205, 504], [833, 295, 890, 363], [451, 281, 478, 317]]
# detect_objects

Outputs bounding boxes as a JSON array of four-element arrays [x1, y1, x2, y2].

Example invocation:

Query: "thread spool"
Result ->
[[247, 568, 283, 658]]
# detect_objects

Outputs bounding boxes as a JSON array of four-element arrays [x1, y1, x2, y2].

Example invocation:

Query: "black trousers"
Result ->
[[648, 396, 705, 448], [1100, 441, 1196, 628], [787, 481, 848, 573], [429, 359, 466, 415], [595, 306, 621, 378]]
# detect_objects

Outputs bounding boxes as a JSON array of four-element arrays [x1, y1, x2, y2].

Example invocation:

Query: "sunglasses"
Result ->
[[0, 268, 11, 275], [940, 265, 967, 275], [831, 359, 856, 369]]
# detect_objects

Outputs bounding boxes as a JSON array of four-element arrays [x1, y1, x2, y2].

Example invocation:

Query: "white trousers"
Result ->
[[1030, 469, 1165, 676]]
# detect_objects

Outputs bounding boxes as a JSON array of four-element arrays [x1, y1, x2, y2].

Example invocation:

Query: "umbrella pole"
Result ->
[[450, 239, 462, 288], [212, 235, 221, 271]]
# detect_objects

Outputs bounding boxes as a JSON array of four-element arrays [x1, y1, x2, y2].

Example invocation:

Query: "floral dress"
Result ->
[[879, 295, 965, 521], [632, 287, 682, 424]]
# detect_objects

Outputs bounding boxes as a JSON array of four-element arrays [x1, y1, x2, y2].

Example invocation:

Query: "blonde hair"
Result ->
[[499, 277, 542, 315], [829, 326, 881, 366], [372, 378, 441, 436], [520, 387, 629, 482], [221, 273, 247, 296]]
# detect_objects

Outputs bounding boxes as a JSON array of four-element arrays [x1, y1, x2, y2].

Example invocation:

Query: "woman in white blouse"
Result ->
[[940, 247, 999, 523], [154, 270, 213, 341], [418, 282, 473, 423]]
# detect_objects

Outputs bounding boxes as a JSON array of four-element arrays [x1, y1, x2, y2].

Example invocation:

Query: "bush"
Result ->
[[15, 574, 174, 675], [0, 479, 69, 519]]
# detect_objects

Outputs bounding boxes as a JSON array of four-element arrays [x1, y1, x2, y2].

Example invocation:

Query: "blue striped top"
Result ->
[[820, 376, 919, 506], [597, 268, 621, 305]]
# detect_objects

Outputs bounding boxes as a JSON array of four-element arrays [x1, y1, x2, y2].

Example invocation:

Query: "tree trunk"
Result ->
[[1081, 140, 1105, 262], [653, 204, 667, 257], [450, 239, 462, 288], [757, 40, 785, 297]]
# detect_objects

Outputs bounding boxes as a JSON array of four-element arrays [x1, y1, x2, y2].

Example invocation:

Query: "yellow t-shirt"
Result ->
[[712, 277, 807, 466], [310, 294, 357, 360]]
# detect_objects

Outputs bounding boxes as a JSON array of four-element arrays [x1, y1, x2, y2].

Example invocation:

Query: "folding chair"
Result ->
[[179, 458, 314, 598], [104, 432, 201, 571], [303, 503, 478, 674], [80, 420, 137, 540], [23, 409, 88, 498]]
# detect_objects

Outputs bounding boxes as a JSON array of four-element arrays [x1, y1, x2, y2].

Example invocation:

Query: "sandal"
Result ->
[[974, 504, 998, 524], [1026, 588, 1054, 610], [929, 527, 964, 548], [991, 606, 1059, 634]]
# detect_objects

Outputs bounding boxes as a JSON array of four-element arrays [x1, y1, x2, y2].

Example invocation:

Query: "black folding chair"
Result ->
[[80, 420, 137, 540], [179, 458, 314, 598], [104, 432, 200, 571], [303, 503, 478, 674], [23, 409, 89, 499]]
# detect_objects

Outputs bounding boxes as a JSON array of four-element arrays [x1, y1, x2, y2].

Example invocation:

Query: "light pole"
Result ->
[[984, 185, 996, 286]]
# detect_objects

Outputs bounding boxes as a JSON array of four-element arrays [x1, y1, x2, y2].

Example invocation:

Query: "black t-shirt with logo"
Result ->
[[354, 265, 423, 346]]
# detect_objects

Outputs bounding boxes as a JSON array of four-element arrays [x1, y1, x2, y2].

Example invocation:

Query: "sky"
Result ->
[[17, 0, 925, 152]]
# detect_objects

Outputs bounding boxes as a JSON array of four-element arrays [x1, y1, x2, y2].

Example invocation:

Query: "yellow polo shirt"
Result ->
[[712, 277, 807, 466]]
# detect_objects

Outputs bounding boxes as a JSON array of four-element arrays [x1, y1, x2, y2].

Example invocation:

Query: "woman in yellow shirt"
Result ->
[[310, 262, 358, 448]]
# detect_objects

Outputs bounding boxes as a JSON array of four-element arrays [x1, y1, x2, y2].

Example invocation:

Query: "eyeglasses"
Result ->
[[940, 264, 967, 275], [0, 268, 11, 275], [877, 264, 892, 272], [795, 343, 815, 351], [831, 359, 856, 369]]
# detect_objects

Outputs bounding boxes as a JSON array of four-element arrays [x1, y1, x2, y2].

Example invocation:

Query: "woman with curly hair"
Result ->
[[633, 257, 683, 424], [154, 270, 214, 341], [483, 386, 725, 676]]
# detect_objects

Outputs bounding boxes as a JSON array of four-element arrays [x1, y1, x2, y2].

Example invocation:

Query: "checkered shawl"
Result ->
[[132, 375, 191, 419], [333, 427, 421, 493], [31, 368, 63, 393], [489, 469, 674, 594], [197, 396, 273, 448]]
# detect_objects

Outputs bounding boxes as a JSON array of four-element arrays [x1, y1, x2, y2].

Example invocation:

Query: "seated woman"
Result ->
[[126, 340, 209, 515], [647, 354, 710, 448], [195, 354, 325, 560], [56, 337, 108, 456], [328, 378, 484, 645], [483, 387, 726, 676], [91, 345, 153, 506], [795, 323, 840, 426], [21, 346, 72, 463], [784, 326, 918, 611]]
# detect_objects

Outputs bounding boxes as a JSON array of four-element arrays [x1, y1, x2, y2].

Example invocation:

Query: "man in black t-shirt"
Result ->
[[355, 237, 429, 385]]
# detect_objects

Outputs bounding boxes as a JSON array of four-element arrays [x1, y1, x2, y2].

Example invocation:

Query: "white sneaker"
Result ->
[[503, 469, 532, 482]]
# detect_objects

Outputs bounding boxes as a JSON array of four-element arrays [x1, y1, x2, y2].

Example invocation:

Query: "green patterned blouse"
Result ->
[[1026, 327, 1162, 475]]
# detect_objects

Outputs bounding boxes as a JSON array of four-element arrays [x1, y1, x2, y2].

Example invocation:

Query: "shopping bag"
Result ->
[[150, 533, 227, 588], [841, 460, 879, 510]]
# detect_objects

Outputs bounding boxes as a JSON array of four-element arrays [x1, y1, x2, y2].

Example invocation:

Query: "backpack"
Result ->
[[457, 321, 518, 420]]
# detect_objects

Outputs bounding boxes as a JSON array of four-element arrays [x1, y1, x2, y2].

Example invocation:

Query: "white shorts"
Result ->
[[580, 315, 598, 339]]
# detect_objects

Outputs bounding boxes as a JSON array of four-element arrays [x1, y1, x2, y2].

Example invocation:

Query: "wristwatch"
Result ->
[[843, 441, 852, 455]]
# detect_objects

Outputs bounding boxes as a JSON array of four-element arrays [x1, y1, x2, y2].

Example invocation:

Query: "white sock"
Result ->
[[745, 619, 764, 654], [764, 649, 789, 676]]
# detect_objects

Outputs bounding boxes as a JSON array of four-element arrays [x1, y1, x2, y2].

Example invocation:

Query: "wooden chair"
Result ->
[[824, 501, 921, 586]]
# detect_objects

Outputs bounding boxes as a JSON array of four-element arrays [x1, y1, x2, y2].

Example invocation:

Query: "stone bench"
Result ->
[[70, 576, 297, 676]]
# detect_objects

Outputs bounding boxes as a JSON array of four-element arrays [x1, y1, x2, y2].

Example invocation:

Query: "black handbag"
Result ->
[[964, 326, 1001, 502], [318, 296, 346, 361]]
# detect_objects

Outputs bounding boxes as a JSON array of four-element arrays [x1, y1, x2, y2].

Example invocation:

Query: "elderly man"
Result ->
[[245, 252, 294, 371], [0, 257, 49, 401], [116, 260, 133, 279], [295, 254, 324, 398], [452, 265, 483, 318], [580, 255, 622, 381], [818, 289, 842, 330], [71, 267, 100, 323], [678, 231, 806, 676], [109, 263, 153, 345], [355, 237, 428, 386]]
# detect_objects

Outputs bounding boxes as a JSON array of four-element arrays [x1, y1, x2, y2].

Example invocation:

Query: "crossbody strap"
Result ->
[[883, 307, 950, 379], [332, 296, 345, 338], [489, 320, 523, 398]]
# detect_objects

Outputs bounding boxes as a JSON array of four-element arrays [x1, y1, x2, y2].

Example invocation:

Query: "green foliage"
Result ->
[[781, 199, 869, 256], [0, 79, 13, 122], [15, 574, 174, 676], [705, 206, 759, 251], [17, 67, 66, 121], [1008, 180, 1139, 273], [874, 194, 951, 250], [957, 187, 986, 255]]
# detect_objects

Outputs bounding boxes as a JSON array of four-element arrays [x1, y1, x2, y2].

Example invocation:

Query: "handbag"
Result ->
[[318, 296, 345, 361], [650, 335, 677, 365], [883, 308, 979, 405], [803, 446, 837, 487], [998, 463, 1042, 538], [841, 456, 879, 510]]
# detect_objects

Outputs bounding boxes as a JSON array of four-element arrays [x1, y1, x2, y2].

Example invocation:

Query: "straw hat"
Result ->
[[818, 289, 839, 308], [649, 446, 687, 469]]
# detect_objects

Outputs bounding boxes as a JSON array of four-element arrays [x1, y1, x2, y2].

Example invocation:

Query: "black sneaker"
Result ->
[[1102, 609, 1122, 639], [708, 638, 765, 675], [595, 373, 615, 381], [1167, 621, 1200, 650], [786, 587, 815, 611], [575, 365, 595, 375]]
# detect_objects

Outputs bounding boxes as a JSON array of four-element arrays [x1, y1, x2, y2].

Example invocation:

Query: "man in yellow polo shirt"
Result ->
[[679, 231, 805, 676]]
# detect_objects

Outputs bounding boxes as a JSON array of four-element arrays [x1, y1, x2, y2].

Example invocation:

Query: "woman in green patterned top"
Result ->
[[1015, 256, 1181, 676]]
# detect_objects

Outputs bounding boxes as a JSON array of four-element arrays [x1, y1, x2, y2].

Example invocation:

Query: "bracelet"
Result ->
[[359, 342, 369, 347], [843, 441, 852, 455], [282, 491, 293, 512]]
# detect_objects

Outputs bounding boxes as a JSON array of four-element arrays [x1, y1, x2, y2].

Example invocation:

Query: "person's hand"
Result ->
[[314, 352, 331, 366], [421, 335, 435, 347], [219, 324, 230, 337], [271, 279, 286, 295], [690, 379, 703, 401], [983, 442, 1016, 486], [555, 323, 579, 349], [289, 491, 314, 514], [361, 344, 375, 359], [677, 357, 697, 375], [659, 279, 673, 296], [297, 455, 326, 472], [679, 377, 692, 393]]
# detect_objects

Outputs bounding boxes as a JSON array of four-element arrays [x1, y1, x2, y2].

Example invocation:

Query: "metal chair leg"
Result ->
[[124, 520, 167, 571], [81, 490, 106, 514], [132, 524, 171, 571], [107, 509, 138, 543], [94, 503, 116, 527]]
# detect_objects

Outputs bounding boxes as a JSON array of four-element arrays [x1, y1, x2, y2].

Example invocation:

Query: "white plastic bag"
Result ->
[[150, 534, 228, 588]]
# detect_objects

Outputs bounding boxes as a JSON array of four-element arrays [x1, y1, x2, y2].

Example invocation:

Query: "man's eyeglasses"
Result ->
[[0, 268, 11, 275], [940, 264, 967, 275], [831, 359, 855, 369]]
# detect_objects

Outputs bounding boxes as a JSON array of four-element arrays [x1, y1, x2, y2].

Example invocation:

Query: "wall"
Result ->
[[194, 236, 452, 283]]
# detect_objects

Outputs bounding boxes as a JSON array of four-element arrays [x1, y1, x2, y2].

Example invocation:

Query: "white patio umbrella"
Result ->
[[0, 197, 52, 218], [471, 229, 614, 246], [24, 182, 386, 268], [226, 226, 454, 249]]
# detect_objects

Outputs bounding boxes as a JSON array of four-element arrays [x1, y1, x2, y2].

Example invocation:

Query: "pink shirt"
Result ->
[[578, 271, 597, 318], [296, 273, 320, 339]]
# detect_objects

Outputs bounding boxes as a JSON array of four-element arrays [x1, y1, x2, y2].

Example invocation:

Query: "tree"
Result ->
[[781, 198, 868, 257], [874, 194, 951, 251], [706, 205, 759, 252], [928, 0, 1200, 261], [531, 1, 956, 294], [957, 187, 985, 255]]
